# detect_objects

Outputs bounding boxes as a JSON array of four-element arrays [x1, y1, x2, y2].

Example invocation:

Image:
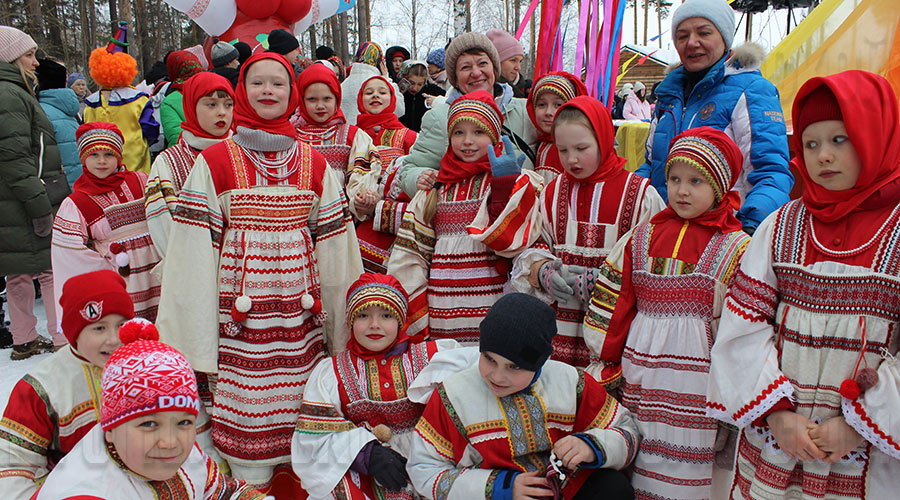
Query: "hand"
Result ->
[[32, 214, 53, 237], [766, 411, 826, 462], [354, 191, 379, 218], [552, 435, 596, 469], [488, 136, 526, 178], [379, 59, 389, 77], [512, 470, 553, 500], [808, 416, 864, 463], [424, 94, 436, 107], [416, 169, 438, 191], [367, 444, 408, 491], [571, 266, 598, 303], [538, 260, 578, 303]]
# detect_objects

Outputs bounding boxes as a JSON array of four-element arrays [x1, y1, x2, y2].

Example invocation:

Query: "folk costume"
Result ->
[[512, 96, 664, 368], [387, 91, 542, 343], [526, 72, 588, 185], [155, 53, 362, 486], [145, 73, 235, 260], [51, 123, 162, 322], [293, 273, 458, 500], [707, 71, 900, 499], [585, 128, 751, 499]]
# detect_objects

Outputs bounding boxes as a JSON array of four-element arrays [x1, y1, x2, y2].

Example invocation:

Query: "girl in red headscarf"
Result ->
[[154, 53, 363, 490], [354, 75, 418, 273], [294, 63, 382, 222], [145, 72, 234, 259], [293, 272, 459, 500], [526, 71, 588, 185], [387, 91, 542, 343], [585, 127, 751, 500], [708, 70, 900, 500], [512, 96, 664, 369], [51, 122, 162, 324]]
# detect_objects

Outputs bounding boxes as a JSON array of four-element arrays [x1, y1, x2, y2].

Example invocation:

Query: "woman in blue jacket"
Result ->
[[36, 58, 81, 186], [636, 0, 793, 233]]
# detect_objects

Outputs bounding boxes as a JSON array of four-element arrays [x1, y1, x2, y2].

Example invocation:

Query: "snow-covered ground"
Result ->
[[0, 297, 54, 416]]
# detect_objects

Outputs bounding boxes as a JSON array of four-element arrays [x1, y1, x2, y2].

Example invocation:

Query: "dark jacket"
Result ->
[[400, 83, 446, 133], [0, 61, 63, 275]]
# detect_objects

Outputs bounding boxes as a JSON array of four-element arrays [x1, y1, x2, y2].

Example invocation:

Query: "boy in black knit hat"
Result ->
[[407, 293, 640, 500]]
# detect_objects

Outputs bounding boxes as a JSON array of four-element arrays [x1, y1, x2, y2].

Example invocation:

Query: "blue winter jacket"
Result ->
[[38, 88, 81, 187], [635, 49, 793, 230]]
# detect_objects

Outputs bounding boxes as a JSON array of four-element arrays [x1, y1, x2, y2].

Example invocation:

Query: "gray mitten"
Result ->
[[538, 260, 578, 302]]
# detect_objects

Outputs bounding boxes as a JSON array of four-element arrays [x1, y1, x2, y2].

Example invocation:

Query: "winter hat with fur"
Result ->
[[671, 0, 736, 50], [445, 32, 501, 89], [0, 26, 36, 64]]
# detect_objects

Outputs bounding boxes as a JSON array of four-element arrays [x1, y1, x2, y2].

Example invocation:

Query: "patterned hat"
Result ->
[[665, 126, 742, 202], [426, 48, 445, 69], [447, 90, 503, 145], [354, 41, 383, 67], [531, 73, 580, 105], [76, 122, 124, 165], [346, 273, 408, 327], [100, 319, 199, 431], [59, 270, 134, 348]]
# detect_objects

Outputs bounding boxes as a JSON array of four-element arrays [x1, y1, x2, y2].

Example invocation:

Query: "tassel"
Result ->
[[234, 295, 252, 313], [115, 252, 130, 267]]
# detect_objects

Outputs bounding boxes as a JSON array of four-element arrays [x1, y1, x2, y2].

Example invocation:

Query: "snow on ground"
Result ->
[[1, 297, 54, 416]]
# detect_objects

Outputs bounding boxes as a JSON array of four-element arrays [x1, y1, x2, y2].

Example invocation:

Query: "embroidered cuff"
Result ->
[[752, 397, 795, 428]]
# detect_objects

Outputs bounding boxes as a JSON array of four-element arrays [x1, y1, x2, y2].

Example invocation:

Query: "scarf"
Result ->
[[166, 51, 203, 92], [233, 53, 299, 138], [73, 168, 134, 197], [556, 96, 628, 184], [180, 72, 236, 139], [356, 75, 405, 139], [436, 90, 504, 185]]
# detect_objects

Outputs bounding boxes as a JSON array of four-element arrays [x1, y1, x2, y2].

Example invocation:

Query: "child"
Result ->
[[159, 50, 205, 146], [584, 127, 751, 499], [51, 123, 162, 322], [512, 96, 664, 368], [31, 321, 265, 499], [706, 71, 900, 499], [292, 273, 459, 500], [387, 91, 542, 342], [294, 63, 382, 221], [526, 71, 588, 184], [407, 293, 639, 500], [145, 72, 235, 259], [155, 53, 362, 488], [398, 60, 446, 133], [357, 75, 418, 157], [340, 41, 405, 126]]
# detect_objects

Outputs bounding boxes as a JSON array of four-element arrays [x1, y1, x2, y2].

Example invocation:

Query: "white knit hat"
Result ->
[[671, 0, 736, 50], [0, 26, 36, 64]]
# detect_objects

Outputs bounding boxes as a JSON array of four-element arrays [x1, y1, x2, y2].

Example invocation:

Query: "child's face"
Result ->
[[666, 160, 718, 219], [75, 313, 127, 368], [533, 93, 565, 134], [554, 121, 600, 180], [406, 75, 426, 95], [500, 55, 523, 83], [801, 120, 861, 191], [105, 411, 196, 482], [244, 59, 291, 120], [352, 305, 400, 353], [361, 79, 392, 115], [84, 150, 119, 179], [450, 120, 493, 163], [392, 56, 405, 73], [478, 351, 535, 398], [195, 93, 234, 137], [304, 82, 338, 123]]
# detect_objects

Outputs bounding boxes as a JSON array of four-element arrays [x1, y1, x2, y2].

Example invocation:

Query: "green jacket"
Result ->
[[160, 90, 185, 147], [0, 61, 63, 275]]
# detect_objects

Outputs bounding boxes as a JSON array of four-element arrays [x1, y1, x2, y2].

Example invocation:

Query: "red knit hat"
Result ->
[[665, 126, 743, 202], [100, 319, 199, 431], [795, 85, 843, 137], [345, 272, 409, 327], [76, 122, 125, 165], [59, 270, 134, 348], [447, 90, 503, 145]]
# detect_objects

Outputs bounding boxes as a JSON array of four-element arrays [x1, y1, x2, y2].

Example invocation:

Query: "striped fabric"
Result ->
[[447, 96, 502, 145], [665, 134, 733, 201], [531, 74, 578, 105]]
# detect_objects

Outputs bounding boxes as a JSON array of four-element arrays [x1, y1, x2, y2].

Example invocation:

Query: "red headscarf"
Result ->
[[295, 62, 345, 126], [650, 127, 744, 232], [233, 53, 299, 138], [527, 71, 589, 143], [436, 91, 504, 185], [180, 72, 235, 139], [790, 70, 900, 222], [555, 96, 628, 184], [356, 75, 405, 139], [166, 51, 203, 91]]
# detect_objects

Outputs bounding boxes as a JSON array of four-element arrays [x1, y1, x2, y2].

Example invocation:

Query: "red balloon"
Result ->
[[277, 0, 312, 24], [236, 0, 280, 20]]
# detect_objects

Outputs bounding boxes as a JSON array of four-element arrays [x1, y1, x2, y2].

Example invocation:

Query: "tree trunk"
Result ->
[[657, 0, 663, 48], [643, 0, 649, 45], [634, 0, 638, 45], [514, 0, 521, 33], [356, 0, 369, 44], [410, 0, 418, 58], [26, 0, 44, 47], [309, 25, 317, 57], [108, 0, 117, 29], [44, 0, 62, 56], [338, 13, 350, 62], [453, 0, 467, 36]]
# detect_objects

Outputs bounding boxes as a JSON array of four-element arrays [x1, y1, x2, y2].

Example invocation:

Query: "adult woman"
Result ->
[[0, 26, 65, 359], [396, 32, 538, 197], [636, 0, 793, 233]]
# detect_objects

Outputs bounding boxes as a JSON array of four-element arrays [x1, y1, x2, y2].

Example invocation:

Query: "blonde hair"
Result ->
[[14, 58, 36, 97]]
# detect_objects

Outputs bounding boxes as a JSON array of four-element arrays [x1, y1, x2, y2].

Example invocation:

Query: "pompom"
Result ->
[[222, 321, 243, 337], [839, 378, 861, 400], [235, 295, 252, 313], [89, 47, 138, 89], [372, 424, 392, 442], [310, 299, 322, 316], [494, 258, 511, 276], [231, 305, 248, 323], [115, 252, 130, 267], [109, 242, 125, 254], [117, 265, 131, 278], [118, 318, 159, 344], [301, 293, 315, 310], [855, 367, 879, 392]]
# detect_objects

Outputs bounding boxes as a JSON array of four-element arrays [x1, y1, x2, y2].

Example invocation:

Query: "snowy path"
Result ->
[[1, 297, 54, 416]]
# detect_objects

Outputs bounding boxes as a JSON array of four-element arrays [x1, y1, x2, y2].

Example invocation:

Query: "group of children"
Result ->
[[0, 42, 897, 500]]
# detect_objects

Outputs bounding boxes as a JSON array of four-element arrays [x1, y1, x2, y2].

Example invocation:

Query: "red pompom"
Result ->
[[494, 258, 511, 276], [109, 242, 125, 254], [276, 0, 311, 24], [118, 318, 160, 344], [231, 305, 248, 323], [236, 0, 279, 19], [855, 367, 879, 392], [310, 298, 323, 316], [839, 378, 861, 400]]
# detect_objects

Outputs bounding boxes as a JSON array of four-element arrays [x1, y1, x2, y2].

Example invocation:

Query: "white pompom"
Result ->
[[301, 293, 315, 310], [235, 295, 252, 313], [115, 252, 130, 267]]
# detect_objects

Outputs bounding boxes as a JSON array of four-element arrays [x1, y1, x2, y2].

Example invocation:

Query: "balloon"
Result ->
[[236, 0, 280, 19], [277, 0, 311, 24], [164, 0, 236, 37]]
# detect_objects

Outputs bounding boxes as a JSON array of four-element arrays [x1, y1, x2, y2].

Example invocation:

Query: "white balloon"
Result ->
[[164, 0, 237, 37], [293, 0, 356, 35]]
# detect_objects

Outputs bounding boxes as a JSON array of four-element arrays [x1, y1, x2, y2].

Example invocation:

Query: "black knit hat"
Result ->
[[144, 61, 168, 86], [234, 41, 252, 65], [479, 293, 556, 372], [36, 58, 66, 91], [267, 29, 299, 56], [316, 45, 335, 60]]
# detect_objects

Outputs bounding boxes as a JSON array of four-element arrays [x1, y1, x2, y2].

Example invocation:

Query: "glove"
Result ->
[[538, 260, 578, 303], [32, 214, 53, 237], [368, 444, 408, 491], [488, 136, 526, 178], [571, 266, 598, 303]]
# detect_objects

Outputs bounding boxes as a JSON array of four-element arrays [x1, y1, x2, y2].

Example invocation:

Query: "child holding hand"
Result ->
[[707, 70, 900, 499]]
